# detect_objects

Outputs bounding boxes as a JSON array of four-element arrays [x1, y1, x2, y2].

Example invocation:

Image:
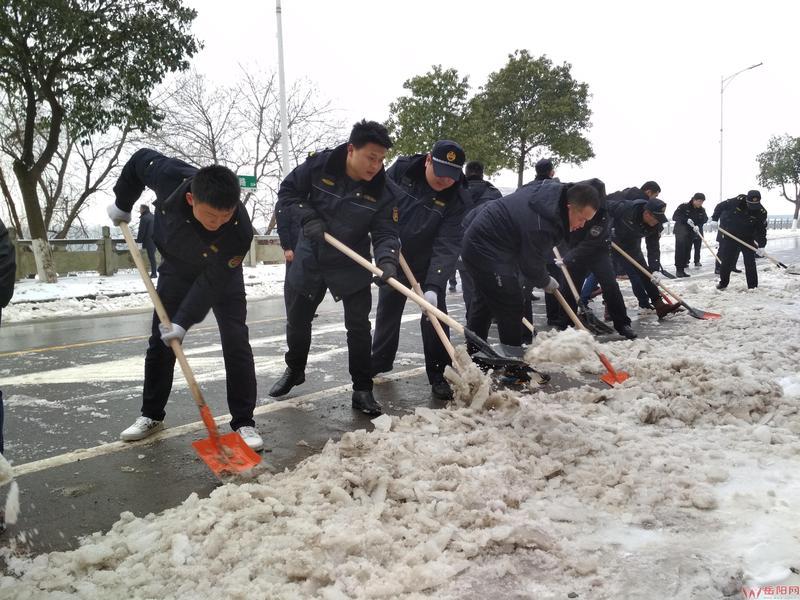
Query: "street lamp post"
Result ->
[[719, 62, 763, 201]]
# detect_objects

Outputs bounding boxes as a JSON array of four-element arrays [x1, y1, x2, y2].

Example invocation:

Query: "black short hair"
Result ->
[[348, 120, 392, 150], [465, 160, 484, 178], [566, 183, 601, 211], [190, 165, 241, 210], [641, 180, 661, 194]]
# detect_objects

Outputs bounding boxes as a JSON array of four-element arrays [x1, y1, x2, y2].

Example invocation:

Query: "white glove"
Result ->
[[651, 272, 662, 284], [159, 323, 186, 346], [687, 219, 695, 227], [756, 248, 766, 257], [543, 276, 559, 294], [554, 257, 565, 267], [107, 203, 132, 225], [423, 290, 438, 307]]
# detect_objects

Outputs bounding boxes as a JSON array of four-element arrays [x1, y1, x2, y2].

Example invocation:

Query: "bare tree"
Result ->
[[147, 67, 343, 230]]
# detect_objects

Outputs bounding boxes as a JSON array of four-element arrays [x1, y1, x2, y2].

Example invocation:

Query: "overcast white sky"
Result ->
[[179, 0, 800, 218]]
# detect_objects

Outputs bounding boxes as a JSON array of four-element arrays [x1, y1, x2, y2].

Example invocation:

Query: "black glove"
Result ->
[[302, 217, 326, 242], [377, 260, 397, 282]]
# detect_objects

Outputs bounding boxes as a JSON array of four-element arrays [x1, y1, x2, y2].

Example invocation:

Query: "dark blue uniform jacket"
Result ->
[[113, 148, 254, 329], [387, 154, 469, 293], [277, 143, 400, 299], [461, 178, 569, 289]]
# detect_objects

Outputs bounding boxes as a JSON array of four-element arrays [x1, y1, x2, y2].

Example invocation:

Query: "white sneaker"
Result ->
[[236, 426, 263, 451], [120, 416, 164, 441]]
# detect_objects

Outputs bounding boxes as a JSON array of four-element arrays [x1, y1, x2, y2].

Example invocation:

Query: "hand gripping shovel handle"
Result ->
[[398, 252, 457, 363], [552, 247, 583, 304], [718, 227, 790, 270], [610, 241, 684, 303], [323, 233, 515, 364], [551, 289, 629, 386]]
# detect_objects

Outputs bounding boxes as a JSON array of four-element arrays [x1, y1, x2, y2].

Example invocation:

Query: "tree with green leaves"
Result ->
[[0, 0, 198, 281], [756, 134, 800, 226], [476, 50, 594, 188], [385, 65, 471, 160]]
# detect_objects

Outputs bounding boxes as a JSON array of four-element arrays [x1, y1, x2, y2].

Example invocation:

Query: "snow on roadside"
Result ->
[[2, 264, 287, 324], [2, 263, 799, 598]]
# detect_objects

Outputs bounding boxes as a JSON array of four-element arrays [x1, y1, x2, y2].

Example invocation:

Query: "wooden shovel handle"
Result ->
[[119, 222, 216, 433], [398, 253, 456, 362]]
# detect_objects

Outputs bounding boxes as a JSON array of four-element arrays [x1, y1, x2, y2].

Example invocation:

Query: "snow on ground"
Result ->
[[2, 260, 799, 598]]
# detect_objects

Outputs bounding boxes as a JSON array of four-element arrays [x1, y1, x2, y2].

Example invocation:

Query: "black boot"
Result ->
[[616, 324, 638, 340], [352, 390, 382, 415], [431, 378, 454, 400], [268, 367, 305, 398], [676, 268, 690, 278]]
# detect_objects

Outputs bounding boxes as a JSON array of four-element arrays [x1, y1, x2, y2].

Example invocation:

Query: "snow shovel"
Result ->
[[718, 227, 800, 274], [611, 241, 721, 320], [324, 233, 531, 373], [398, 252, 456, 364], [552, 289, 629, 387], [119, 222, 261, 476], [687, 219, 721, 265], [552, 247, 614, 335]]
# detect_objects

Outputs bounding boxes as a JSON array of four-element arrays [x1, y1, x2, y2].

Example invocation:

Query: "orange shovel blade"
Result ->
[[600, 369, 630, 387], [597, 352, 630, 387], [192, 432, 261, 475]]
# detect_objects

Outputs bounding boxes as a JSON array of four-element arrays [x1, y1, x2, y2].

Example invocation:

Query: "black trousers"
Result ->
[[615, 242, 662, 306], [692, 237, 702, 264], [142, 241, 158, 277], [562, 252, 631, 330], [142, 270, 256, 430], [718, 238, 758, 288], [464, 261, 524, 349], [371, 283, 451, 384], [674, 233, 693, 269], [285, 283, 373, 391]]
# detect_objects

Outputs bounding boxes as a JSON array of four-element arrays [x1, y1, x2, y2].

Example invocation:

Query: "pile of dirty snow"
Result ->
[[2, 264, 800, 599]]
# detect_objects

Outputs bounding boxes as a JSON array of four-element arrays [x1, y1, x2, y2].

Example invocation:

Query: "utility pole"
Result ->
[[719, 62, 763, 201], [267, 0, 291, 234]]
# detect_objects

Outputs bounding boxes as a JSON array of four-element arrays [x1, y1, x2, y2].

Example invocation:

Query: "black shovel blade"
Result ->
[[577, 303, 615, 335], [471, 350, 530, 370], [681, 301, 721, 320]]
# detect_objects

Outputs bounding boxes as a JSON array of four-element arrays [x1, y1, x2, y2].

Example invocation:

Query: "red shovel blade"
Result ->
[[597, 352, 630, 387], [192, 433, 261, 476], [192, 405, 261, 476]]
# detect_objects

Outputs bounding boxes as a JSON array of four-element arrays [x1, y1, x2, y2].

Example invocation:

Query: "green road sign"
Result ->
[[238, 175, 257, 190]]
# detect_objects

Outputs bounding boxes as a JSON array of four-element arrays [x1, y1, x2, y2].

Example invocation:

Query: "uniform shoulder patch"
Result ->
[[590, 225, 603, 237], [227, 256, 244, 268], [392, 207, 399, 223]]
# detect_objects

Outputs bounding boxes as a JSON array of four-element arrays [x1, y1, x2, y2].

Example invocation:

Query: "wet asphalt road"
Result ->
[[1, 239, 798, 557]]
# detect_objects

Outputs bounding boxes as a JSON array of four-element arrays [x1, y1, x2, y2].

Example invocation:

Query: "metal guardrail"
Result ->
[[9, 218, 797, 279], [664, 217, 795, 235], [9, 227, 285, 280]]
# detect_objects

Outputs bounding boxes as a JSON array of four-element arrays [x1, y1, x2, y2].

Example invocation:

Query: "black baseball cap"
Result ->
[[644, 198, 668, 224], [430, 140, 465, 180], [691, 192, 705, 201], [746, 190, 761, 202]]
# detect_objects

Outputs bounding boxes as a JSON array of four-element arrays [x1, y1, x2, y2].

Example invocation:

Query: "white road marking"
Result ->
[[11, 367, 427, 478]]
